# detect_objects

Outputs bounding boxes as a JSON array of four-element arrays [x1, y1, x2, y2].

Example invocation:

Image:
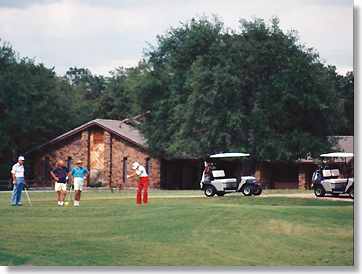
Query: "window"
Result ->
[[123, 157, 128, 183], [146, 158, 151, 176]]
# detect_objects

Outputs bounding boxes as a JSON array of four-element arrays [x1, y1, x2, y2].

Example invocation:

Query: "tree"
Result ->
[[139, 17, 341, 160], [335, 71, 354, 135], [64, 67, 106, 122], [0, 40, 79, 176]]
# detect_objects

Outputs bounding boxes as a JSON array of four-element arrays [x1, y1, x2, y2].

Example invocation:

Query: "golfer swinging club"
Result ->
[[70, 160, 88, 207], [50, 160, 69, 206], [128, 162, 149, 205], [10, 156, 26, 206]]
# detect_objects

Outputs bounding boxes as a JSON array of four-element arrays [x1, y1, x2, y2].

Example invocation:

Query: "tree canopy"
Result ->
[[0, 16, 354, 177], [138, 17, 352, 160]]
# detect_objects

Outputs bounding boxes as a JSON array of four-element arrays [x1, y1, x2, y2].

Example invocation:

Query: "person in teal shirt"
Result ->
[[70, 160, 89, 206]]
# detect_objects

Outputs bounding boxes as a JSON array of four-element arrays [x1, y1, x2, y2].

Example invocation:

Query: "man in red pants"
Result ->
[[128, 162, 149, 205]]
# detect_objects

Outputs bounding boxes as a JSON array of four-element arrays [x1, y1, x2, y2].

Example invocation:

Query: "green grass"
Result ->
[[0, 190, 354, 266]]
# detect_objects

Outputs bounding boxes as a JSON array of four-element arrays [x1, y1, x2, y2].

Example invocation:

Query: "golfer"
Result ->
[[202, 161, 212, 183], [128, 162, 149, 205], [50, 160, 69, 206], [10, 156, 25, 206], [70, 160, 88, 207]]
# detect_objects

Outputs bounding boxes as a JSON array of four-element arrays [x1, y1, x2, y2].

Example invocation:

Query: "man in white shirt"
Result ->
[[10, 156, 25, 206], [128, 162, 149, 205]]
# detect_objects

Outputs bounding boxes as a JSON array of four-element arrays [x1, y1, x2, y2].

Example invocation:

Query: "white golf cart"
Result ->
[[200, 153, 262, 197], [312, 152, 354, 199]]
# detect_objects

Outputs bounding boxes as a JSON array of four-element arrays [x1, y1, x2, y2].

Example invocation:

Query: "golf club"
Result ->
[[24, 185, 32, 207], [66, 183, 73, 203]]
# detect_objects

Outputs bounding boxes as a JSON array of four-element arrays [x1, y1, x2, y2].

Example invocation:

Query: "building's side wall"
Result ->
[[255, 162, 272, 188], [32, 132, 87, 186], [89, 129, 105, 184], [32, 129, 161, 189], [256, 162, 315, 189], [110, 135, 161, 189]]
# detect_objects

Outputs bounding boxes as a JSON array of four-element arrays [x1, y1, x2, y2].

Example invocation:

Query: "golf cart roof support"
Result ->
[[210, 153, 250, 158]]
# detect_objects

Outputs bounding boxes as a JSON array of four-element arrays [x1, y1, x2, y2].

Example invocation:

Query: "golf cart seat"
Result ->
[[322, 169, 340, 179], [212, 178, 238, 183], [212, 170, 226, 178], [211, 170, 238, 189]]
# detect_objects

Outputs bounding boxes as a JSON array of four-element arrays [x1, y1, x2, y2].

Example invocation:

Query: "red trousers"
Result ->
[[136, 176, 149, 204]]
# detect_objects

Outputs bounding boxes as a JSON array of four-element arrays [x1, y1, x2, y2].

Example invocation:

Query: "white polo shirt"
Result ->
[[135, 165, 148, 177], [11, 163, 25, 178]]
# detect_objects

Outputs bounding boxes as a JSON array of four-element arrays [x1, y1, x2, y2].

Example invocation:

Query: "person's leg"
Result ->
[[15, 180, 24, 205], [142, 177, 149, 204], [136, 179, 143, 205], [10, 183, 17, 205], [73, 178, 79, 206], [60, 184, 67, 205], [73, 190, 81, 206], [73, 178, 83, 206], [55, 182, 61, 205], [57, 192, 60, 204]]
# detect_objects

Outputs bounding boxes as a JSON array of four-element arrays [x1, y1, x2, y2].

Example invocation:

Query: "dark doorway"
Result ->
[[271, 162, 299, 189], [160, 159, 202, 189]]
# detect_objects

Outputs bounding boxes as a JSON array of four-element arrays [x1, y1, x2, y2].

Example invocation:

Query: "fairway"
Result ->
[[0, 190, 354, 266]]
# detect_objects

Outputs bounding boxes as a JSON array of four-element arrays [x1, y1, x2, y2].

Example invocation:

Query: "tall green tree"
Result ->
[[139, 17, 341, 160], [335, 71, 354, 135], [0, 40, 78, 176], [64, 67, 106, 122]]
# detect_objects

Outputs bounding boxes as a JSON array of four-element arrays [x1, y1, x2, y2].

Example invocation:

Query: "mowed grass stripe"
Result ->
[[0, 192, 353, 266]]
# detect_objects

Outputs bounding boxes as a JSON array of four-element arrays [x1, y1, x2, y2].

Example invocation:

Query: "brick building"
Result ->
[[28, 118, 353, 190], [29, 119, 162, 189]]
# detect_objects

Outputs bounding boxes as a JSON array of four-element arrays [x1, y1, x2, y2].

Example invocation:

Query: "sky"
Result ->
[[0, 0, 353, 76]]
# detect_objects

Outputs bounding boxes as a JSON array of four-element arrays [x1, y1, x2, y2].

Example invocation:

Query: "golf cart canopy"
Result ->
[[320, 152, 354, 158], [210, 153, 250, 158]]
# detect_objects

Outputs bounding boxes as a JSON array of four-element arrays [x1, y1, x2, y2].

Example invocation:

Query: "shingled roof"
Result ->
[[28, 118, 147, 154]]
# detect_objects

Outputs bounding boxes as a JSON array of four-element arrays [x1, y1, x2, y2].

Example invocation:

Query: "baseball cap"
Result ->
[[132, 162, 140, 170], [18, 156, 25, 161]]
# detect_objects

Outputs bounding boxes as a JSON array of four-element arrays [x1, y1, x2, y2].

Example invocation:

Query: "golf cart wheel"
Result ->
[[253, 185, 262, 196], [348, 187, 354, 199], [242, 184, 252, 196], [204, 186, 216, 197], [216, 192, 225, 197], [314, 186, 325, 197]]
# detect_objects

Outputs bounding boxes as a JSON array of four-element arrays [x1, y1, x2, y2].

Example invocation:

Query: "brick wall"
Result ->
[[298, 166, 307, 189], [110, 135, 160, 189], [255, 163, 272, 188], [33, 133, 85, 186], [104, 131, 112, 187], [32, 128, 161, 188], [80, 131, 90, 168]]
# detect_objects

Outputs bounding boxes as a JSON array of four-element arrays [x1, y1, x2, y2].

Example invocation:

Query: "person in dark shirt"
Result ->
[[50, 160, 69, 206]]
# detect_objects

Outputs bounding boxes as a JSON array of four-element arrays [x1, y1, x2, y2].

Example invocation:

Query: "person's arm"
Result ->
[[11, 168, 16, 184], [50, 171, 59, 181], [83, 168, 89, 186], [66, 169, 71, 183], [127, 171, 137, 179], [85, 169, 89, 179]]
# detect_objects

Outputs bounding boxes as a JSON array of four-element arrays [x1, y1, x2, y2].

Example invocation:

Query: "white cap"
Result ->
[[18, 156, 25, 161], [132, 162, 140, 170]]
